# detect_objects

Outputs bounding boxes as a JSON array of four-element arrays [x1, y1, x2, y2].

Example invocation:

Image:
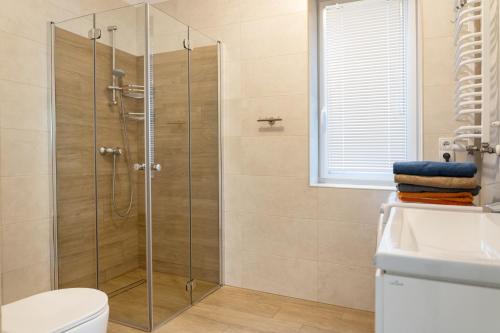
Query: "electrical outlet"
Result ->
[[438, 137, 454, 162]]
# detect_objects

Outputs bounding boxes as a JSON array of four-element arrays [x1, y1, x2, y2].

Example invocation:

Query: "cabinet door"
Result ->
[[383, 274, 500, 333]]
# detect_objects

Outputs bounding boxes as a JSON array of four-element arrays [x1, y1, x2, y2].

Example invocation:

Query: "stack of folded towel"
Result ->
[[393, 161, 480, 206]]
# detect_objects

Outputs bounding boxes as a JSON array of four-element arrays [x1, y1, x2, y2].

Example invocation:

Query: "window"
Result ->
[[317, 0, 418, 188]]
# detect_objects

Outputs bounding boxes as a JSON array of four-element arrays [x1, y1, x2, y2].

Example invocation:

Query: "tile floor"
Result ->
[[101, 269, 218, 328], [107, 286, 374, 333]]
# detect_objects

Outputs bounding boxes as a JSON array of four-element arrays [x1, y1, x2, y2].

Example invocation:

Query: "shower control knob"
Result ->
[[134, 163, 146, 171], [133, 163, 161, 172]]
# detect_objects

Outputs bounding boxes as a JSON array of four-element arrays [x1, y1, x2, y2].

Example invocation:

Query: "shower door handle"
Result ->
[[134, 163, 161, 172]]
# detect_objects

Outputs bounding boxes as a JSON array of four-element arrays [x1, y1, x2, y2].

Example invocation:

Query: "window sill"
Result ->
[[309, 181, 396, 191]]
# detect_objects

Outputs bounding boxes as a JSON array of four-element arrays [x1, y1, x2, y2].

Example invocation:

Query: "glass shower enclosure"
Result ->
[[50, 2, 221, 331]]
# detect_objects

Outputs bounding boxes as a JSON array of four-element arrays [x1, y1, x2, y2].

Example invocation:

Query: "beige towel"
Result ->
[[395, 174, 477, 189]]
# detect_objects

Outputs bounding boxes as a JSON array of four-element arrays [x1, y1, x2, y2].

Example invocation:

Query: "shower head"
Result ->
[[112, 68, 126, 78]]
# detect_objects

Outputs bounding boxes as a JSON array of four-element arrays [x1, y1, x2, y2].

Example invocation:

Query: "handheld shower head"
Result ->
[[112, 68, 126, 78]]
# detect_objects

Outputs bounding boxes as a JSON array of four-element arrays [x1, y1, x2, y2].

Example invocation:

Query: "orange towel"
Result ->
[[398, 192, 473, 200], [398, 193, 473, 206]]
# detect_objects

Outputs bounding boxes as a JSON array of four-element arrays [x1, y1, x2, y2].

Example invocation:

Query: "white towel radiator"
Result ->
[[453, 0, 499, 154]]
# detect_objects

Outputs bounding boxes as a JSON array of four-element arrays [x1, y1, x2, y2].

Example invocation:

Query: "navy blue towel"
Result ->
[[397, 184, 481, 196], [393, 161, 477, 178]]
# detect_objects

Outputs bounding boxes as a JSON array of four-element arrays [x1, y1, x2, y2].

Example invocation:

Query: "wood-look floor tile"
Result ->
[[107, 286, 374, 333]]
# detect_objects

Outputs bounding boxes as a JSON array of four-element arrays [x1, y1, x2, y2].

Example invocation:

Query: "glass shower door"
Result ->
[[149, 5, 192, 327], [94, 4, 149, 330]]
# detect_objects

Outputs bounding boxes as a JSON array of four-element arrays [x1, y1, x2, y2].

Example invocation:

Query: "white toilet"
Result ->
[[2, 288, 109, 333]]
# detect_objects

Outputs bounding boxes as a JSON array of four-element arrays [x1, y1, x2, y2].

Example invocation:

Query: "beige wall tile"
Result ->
[[239, 0, 307, 22], [0, 0, 45, 43], [46, 0, 82, 14], [423, 84, 457, 135], [225, 175, 318, 219], [1, 175, 50, 225], [2, 260, 51, 304], [423, 37, 455, 87], [224, 137, 243, 175], [243, 213, 317, 261], [224, 61, 243, 100], [241, 13, 307, 60], [422, 133, 441, 161], [242, 251, 318, 301], [224, 247, 243, 287], [222, 99, 245, 137], [154, 0, 241, 29], [79, 0, 136, 16], [241, 136, 308, 177], [224, 212, 245, 251], [2, 219, 50, 272], [318, 263, 375, 312], [0, 31, 48, 88], [241, 53, 308, 98], [318, 221, 376, 268], [0, 81, 48, 131], [422, 0, 455, 39], [223, 174, 254, 213], [317, 188, 390, 224], [0, 0, 77, 44], [1, 129, 49, 177]]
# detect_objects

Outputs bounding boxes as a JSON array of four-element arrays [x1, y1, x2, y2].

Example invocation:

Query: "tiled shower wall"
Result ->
[[54, 27, 142, 288], [0, 0, 133, 304], [157, 0, 459, 311]]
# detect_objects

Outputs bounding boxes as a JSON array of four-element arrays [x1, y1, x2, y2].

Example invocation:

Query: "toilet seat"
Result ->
[[2, 288, 108, 333]]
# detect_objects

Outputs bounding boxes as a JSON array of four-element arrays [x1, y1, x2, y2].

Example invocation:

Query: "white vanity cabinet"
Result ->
[[377, 273, 500, 333], [375, 201, 500, 333]]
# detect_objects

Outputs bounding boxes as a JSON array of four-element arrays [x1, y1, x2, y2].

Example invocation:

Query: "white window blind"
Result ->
[[319, 0, 417, 187]]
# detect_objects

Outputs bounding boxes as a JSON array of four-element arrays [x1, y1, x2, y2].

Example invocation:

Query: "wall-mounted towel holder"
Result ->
[[257, 117, 282, 126], [452, 0, 500, 155]]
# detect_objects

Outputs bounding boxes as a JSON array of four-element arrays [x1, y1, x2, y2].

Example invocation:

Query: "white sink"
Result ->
[[375, 207, 500, 287]]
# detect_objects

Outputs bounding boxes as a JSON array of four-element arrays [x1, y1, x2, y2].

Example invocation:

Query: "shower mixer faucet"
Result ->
[[99, 147, 122, 156], [134, 163, 162, 172]]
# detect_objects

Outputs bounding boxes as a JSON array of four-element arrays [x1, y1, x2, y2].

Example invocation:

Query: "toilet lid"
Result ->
[[2, 288, 108, 333]]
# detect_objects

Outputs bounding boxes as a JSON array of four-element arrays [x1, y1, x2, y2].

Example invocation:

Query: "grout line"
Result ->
[[0, 127, 49, 133], [0, 28, 49, 47], [223, 209, 379, 226], [239, 10, 308, 24], [0, 78, 49, 90], [0, 77, 49, 90]]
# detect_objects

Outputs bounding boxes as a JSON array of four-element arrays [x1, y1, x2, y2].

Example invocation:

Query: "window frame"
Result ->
[[314, 0, 421, 190]]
